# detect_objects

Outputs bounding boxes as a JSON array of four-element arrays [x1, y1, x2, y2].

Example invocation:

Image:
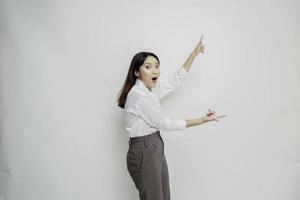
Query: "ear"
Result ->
[[134, 70, 140, 77]]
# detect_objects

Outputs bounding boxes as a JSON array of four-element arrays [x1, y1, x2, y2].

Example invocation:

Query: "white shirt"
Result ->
[[124, 67, 189, 138]]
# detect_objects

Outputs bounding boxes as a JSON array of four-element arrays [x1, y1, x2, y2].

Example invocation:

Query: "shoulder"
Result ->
[[125, 86, 147, 108], [128, 85, 147, 99]]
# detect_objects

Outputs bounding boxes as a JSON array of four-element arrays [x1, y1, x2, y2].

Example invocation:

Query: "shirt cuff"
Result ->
[[178, 119, 187, 130]]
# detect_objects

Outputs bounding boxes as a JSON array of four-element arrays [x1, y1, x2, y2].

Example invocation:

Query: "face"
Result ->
[[135, 56, 160, 90]]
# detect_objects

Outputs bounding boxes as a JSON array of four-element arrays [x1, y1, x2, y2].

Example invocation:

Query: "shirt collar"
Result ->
[[135, 79, 152, 92], [135, 78, 159, 103]]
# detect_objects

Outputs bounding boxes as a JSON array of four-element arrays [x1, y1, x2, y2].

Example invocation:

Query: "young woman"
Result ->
[[117, 35, 226, 200]]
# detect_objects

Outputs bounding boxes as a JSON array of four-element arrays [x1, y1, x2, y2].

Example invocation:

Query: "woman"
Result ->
[[117, 35, 226, 200]]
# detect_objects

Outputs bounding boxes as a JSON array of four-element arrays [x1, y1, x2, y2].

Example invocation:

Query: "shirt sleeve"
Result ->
[[136, 95, 187, 132], [152, 67, 188, 101]]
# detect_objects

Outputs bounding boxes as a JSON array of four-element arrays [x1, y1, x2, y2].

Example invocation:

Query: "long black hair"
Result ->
[[117, 52, 160, 109]]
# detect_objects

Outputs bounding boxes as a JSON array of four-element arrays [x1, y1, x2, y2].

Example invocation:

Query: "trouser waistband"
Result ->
[[129, 131, 162, 148]]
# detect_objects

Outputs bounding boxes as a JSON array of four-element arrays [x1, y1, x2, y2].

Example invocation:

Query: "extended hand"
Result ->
[[192, 35, 205, 56], [203, 108, 226, 122]]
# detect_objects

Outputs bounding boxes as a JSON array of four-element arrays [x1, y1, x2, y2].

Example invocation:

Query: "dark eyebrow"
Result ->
[[144, 62, 159, 65]]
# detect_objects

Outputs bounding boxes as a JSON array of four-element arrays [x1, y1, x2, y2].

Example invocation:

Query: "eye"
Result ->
[[145, 65, 150, 69], [156, 65, 159, 68]]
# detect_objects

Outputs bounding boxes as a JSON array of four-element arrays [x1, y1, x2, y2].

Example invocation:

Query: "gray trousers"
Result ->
[[126, 131, 170, 200]]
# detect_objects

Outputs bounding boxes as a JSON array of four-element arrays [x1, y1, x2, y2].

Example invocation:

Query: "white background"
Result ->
[[0, 0, 299, 199]]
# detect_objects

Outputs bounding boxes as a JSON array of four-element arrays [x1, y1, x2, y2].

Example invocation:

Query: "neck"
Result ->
[[138, 78, 152, 91]]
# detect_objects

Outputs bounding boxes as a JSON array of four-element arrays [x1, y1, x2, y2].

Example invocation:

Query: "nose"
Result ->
[[153, 68, 159, 74]]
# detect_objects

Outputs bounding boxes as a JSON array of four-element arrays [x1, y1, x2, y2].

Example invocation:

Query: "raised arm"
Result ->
[[152, 35, 206, 101], [152, 67, 188, 101], [183, 34, 206, 72]]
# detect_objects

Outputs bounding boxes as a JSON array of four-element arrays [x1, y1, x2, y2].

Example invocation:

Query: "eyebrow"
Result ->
[[144, 62, 159, 65]]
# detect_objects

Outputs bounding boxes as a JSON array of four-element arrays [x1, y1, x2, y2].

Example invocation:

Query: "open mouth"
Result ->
[[151, 77, 158, 83]]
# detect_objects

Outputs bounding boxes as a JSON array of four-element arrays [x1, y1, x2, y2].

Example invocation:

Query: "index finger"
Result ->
[[199, 34, 203, 44]]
